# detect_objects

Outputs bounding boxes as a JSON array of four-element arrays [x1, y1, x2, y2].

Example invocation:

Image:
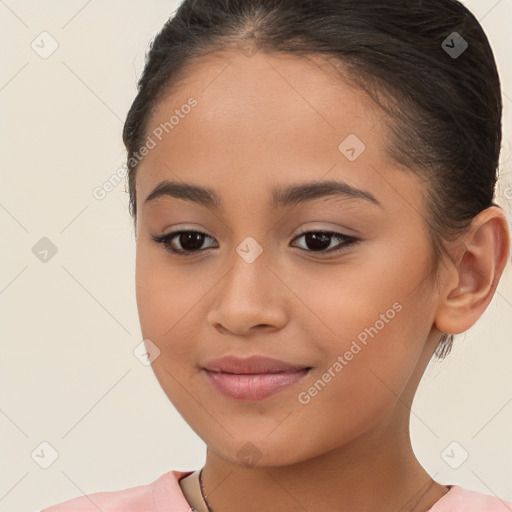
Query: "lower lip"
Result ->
[[203, 368, 311, 401]]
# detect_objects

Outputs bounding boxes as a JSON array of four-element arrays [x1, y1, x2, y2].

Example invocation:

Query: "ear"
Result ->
[[434, 206, 511, 336]]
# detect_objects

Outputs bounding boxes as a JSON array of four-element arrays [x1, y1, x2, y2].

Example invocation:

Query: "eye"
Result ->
[[151, 230, 217, 255], [291, 230, 359, 255], [152, 229, 359, 256]]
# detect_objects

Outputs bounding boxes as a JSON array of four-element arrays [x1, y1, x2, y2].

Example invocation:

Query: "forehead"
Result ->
[[151, 49, 383, 134], [136, 50, 412, 211]]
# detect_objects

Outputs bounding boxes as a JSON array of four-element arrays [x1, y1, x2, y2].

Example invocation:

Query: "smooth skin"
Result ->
[[133, 50, 510, 512]]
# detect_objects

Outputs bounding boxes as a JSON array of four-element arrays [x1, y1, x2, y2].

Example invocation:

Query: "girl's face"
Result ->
[[134, 51, 446, 465]]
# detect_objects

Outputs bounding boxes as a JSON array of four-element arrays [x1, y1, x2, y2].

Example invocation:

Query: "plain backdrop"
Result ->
[[1, 1, 511, 511]]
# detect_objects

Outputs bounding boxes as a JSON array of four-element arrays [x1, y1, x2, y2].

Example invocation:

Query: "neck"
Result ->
[[198, 408, 448, 512], [184, 332, 449, 512]]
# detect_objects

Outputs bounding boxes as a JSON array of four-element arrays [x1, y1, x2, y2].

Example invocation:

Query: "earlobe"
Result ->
[[434, 206, 511, 336]]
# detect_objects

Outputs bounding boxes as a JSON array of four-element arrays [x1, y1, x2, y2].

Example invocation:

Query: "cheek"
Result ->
[[135, 254, 204, 415], [135, 243, 215, 338], [287, 299, 427, 458], [293, 234, 432, 346], [287, 246, 431, 416], [135, 251, 195, 379]]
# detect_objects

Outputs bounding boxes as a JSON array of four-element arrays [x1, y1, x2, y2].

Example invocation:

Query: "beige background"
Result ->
[[1, 1, 511, 511]]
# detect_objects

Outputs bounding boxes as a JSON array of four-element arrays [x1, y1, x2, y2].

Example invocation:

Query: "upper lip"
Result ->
[[202, 355, 311, 374]]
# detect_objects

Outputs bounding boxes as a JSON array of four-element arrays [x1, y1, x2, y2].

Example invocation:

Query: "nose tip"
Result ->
[[207, 247, 289, 335]]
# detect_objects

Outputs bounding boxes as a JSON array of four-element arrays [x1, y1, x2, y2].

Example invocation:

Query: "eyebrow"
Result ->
[[143, 179, 383, 210]]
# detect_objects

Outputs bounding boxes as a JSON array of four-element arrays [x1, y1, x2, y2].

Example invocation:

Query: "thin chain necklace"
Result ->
[[198, 468, 214, 512], [198, 468, 435, 512]]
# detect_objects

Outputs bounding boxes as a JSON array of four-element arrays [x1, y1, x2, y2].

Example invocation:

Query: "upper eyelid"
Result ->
[[163, 227, 354, 239], [161, 228, 358, 249], [163, 220, 357, 235]]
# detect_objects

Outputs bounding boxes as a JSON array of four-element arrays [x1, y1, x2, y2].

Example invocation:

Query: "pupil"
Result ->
[[305, 233, 330, 251], [180, 232, 204, 251]]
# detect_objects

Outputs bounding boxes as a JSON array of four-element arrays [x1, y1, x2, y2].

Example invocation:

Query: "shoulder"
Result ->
[[430, 485, 512, 512], [40, 470, 195, 512]]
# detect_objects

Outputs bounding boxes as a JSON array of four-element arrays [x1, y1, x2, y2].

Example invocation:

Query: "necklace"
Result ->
[[406, 479, 435, 512], [199, 468, 214, 512], [198, 469, 436, 512]]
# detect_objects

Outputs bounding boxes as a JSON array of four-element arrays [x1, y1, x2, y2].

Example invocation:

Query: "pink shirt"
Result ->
[[41, 470, 512, 511]]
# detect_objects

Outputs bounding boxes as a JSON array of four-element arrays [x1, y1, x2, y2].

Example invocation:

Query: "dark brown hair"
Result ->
[[123, 0, 503, 360]]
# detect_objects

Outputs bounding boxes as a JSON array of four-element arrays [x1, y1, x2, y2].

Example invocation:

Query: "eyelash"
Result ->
[[151, 229, 360, 257]]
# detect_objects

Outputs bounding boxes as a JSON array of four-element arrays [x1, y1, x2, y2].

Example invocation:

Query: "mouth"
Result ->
[[202, 367, 312, 401], [202, 354, 311, 374]]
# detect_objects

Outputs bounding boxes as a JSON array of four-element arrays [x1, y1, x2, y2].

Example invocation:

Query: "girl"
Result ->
[[43, 0, 512, 510]]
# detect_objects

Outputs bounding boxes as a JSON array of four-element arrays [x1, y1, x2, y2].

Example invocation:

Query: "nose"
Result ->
[[207, 243, 289, 336]]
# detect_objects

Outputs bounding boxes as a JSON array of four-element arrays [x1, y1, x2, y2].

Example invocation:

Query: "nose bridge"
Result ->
[[208, 233, 288, 333], [222, 197, 289, 297], [225, 233, 272, 304]]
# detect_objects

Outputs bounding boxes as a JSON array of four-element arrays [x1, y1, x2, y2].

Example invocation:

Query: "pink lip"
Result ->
[[201, 355, 312, 401], [203, 368, 311, 401], [203, 355, 310, 374]]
